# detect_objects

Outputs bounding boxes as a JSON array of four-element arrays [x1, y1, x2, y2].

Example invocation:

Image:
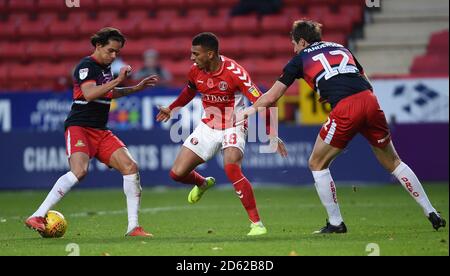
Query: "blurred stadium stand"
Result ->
[[355, 0, 449, 76], [0, 0, 366, 92]]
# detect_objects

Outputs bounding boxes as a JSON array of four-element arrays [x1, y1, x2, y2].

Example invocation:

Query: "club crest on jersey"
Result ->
[[190, 137, 199, 145], [75, 140, 86, 147], [79, 68, 89, 80], [207, 78, 214, 88], [248, 86, 260, 97], [219, 81, 228, 91]]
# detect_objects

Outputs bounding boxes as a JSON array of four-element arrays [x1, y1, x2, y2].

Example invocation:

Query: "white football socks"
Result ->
[[392, 162, 437, 216], [32, 171, 79, 218], [123, 173, 142, 233], [312, 169, 344, 226]]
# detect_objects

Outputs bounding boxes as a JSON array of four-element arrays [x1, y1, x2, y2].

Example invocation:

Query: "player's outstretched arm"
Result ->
[[156, 86, 197, 122], [113, 72, 159, 99], [236, 81, 288, 124]]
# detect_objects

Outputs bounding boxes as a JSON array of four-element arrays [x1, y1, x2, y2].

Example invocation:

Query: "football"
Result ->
[[39, 210, 67, 238]]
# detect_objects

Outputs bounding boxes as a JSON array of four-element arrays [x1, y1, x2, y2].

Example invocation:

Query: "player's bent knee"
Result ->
[[72, 168, 88, 181], [122, 161, 139, 175], [308, 157, 327, 171]]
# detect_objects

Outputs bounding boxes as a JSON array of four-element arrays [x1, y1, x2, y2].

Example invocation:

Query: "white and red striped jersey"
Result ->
[[170, 55, 263, 130]]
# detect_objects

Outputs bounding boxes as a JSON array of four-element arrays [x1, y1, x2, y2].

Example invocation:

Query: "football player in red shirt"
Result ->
[[157, 33, 287, 236], [25, 28, 158, 237], [238, 20, 446, 233]]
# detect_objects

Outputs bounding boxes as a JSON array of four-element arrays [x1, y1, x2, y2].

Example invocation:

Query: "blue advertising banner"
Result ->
[[1, 88, 447, 190], [0, 126, 392, 189]]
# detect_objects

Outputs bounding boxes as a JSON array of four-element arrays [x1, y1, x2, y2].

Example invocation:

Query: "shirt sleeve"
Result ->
[[278, 55, 303, 87], [73, 61, 99, 85], [231, 63, 263, 104]]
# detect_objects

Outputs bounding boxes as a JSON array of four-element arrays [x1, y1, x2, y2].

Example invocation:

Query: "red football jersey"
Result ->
[[187, 55, 262, 130]]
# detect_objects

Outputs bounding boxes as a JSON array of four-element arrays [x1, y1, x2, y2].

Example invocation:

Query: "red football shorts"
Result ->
[[65, 126, 126, 165], [319, 90, 391, 149]]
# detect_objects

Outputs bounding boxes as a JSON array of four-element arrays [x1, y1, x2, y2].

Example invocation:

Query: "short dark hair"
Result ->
[[91, 27, 126, 48], [291, 19, 322, 44], [192, 32, 219, 53]]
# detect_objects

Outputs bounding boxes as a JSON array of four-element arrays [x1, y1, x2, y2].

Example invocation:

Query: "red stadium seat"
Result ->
[[125, 10, 151, 21], [56, 40, 94, 59], [307, 6, 333, 22], [218, 0, 239, 8], [97, 0, 126, 9], [230, 15, 260, 35], [154, 0, 185, 9], [6, 12, 31, 24], [220, 37, 243, 58], [27, 42, 58, 61], [199, 17, 230, 35], [261, 14, 291, 34], [66, 10, 92, 25], [322, 33, 348, 46], [121, 39, 154, 58], [78, 20, 112, 37], [126, 0, 155, 9], [168, 18, 201, 36], [109, 19, 140, 37], [280, 7, 303, 22], [188, 8, 211, 19], [164, 59, 192, 86], [411, 54, 449, 75], [0, 64, 9, 89], [0, 0, 6, 11], [186, 0, 215, 9], [75, 0, 98, 11], [38, 12, 61, 25], [96, 10, 121, 24], [428, 30, 449, 53], [39, 62, 74, 82], [156, 9, 181, 19], [0, 21, 18, 39], [0, 42, 27, 61], [48, 21, 80, 39], [37, 0, 67, 12], [241, 36, 274, 58], [322, 14, 353, 34], [265, 35, 293, 56], [8, 0, 36, 12], [18, 20, 49, 39], [339, 4, 364, 25], [139, 18, 169, 37]]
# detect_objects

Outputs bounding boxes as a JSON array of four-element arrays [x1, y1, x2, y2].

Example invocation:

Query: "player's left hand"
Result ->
[[135, 75, 159, 91], [271, 136, 288, 157]]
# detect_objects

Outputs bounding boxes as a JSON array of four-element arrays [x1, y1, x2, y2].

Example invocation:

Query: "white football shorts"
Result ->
[[183, 122, 247, 161]]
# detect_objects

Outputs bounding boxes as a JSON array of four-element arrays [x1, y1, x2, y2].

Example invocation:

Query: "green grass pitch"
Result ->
[[0, 184, 448, 256]]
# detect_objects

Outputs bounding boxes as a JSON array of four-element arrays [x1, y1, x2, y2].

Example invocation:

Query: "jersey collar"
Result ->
[[209, 55, 225, 77]]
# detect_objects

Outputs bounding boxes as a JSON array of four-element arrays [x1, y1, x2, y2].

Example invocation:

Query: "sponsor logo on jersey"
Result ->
[[202, 94, 230, 102], [248, 86, 260, 97], [207, 78, 214, 88], [79, 68, 89, 80], [190, 137, 199, 145], [75, 140, 86, 147], [219, 81, 228, 91]]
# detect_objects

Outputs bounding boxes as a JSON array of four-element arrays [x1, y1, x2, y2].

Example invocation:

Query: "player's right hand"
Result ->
[[156, 106, 171, 122], [117, 65, 132, 82]]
